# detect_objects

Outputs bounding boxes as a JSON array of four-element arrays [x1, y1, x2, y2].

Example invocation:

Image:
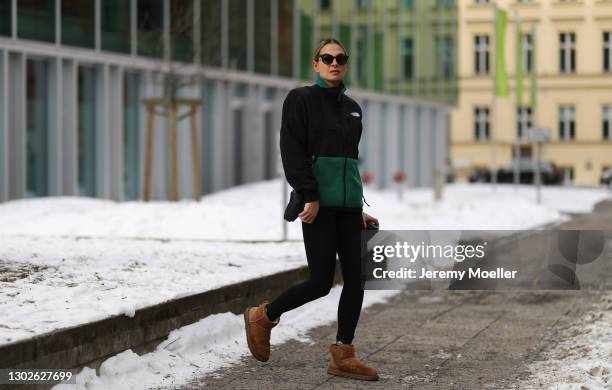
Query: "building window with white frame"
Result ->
[[559, 32, 576, 74], [603, 106, 612, 141], [558, 106, 575, 141], [516, 106, 532, 139], [400, 0, 414, 9], [474, 107, 490, 141], [357, 0, 371, 10], [474, 35, 490, 75], [522, 33, 533, 74], [474, 0, 489, 4], [604, 32, 612, 73], [436, 35, 453, 80], [402, 37, 414, 80]]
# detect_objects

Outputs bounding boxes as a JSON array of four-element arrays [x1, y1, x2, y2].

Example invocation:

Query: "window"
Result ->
[[254, 0, 271, 74], [171, 0, 194, 62], [62, 0, 95, 48], [474, 0, 490, 4], [474, 107, 490, 141], [522, 33, 533, 74], [26, 59, 49, 197], [603, 106, 612, 141], [558, 106, 575, 141], [201, 0, 222, 67], [357, 36, 367, 83], [400, 0, 414, 8], [604, 32, 612, 73], [0, 0, 11, 36], [228, 0, 247, 70], [232, 106, 244, 185], [123, 72, 140, 200], [559, 32, 576, 74], [401, 37, 414, 79], [78, 66, 97, 197], [102, 0, 131, 53], [357, 0, 372, 10], [517, 106, 533, 139], [138, 0, 164, 58], [474, 35, 490, 75], [18, 0, 55, 42], [320, 0, 331, 10], [435, 0, 455, 7], [436, 36, 453, 80]]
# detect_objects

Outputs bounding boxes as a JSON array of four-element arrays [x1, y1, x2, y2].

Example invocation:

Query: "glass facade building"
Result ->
[[0, 0, 456, 202]]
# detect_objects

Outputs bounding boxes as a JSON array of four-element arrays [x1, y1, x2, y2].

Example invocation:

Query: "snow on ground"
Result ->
[[0, 238, 305, 343], [518, 293, 612, 390], [51, 287, 398, 390], [0, 180, 610, 345], [1, 180, 610, 241], [0, 180, 609, 389]]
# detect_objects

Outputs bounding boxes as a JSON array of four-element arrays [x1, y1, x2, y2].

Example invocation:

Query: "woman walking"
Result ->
[[244, 38, 379, 381]]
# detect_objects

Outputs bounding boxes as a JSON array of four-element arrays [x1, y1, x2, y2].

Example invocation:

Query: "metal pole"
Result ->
[[531, 23, 538, 134], [491, 3, 497, 191], [514, 12, 521, 188], [282, 180, 288, 241], [535, 141, 541, 204]]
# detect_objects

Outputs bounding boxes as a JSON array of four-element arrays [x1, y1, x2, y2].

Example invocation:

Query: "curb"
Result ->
[[0, 262, 342, 390]]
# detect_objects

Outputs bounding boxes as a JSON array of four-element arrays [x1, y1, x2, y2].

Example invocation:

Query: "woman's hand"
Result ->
[[362, 212, 379, 229], [299, 201, 319, 224]]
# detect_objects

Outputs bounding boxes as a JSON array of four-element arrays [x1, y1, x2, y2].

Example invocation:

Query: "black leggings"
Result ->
[[267, 208, 364, 344]]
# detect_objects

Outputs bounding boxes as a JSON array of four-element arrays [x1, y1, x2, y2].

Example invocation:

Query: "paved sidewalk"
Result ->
[[179, 290, 590, 389], [178, 201, 612, 390]]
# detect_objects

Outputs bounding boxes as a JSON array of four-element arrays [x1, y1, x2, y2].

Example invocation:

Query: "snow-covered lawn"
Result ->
[[0, 180, 610, 346]]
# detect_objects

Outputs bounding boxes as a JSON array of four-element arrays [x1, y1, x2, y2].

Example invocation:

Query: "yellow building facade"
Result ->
[[451, 0, 612, 185]]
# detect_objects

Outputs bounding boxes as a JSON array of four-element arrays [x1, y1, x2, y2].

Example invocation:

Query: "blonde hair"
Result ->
[[313, 38, 349, 61]]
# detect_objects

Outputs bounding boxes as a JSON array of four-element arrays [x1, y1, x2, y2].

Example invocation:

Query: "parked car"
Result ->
[[468, 160, 563, 185], [468, 167, 491, 183], [601, 168, 612, 187]]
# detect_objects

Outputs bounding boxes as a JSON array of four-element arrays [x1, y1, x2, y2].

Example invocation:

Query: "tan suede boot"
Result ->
[[327, 343, 379, 381], [244, 301, 279, 362]]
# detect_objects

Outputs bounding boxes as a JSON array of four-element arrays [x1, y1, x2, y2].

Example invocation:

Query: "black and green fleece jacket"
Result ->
[[280, 74, 364, 213]]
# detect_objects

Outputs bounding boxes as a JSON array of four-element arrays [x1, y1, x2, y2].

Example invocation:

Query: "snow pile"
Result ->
[[519, 293, 612, 390], [52, 287, 397, 390]]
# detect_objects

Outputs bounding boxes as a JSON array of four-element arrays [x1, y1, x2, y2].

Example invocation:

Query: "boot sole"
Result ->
[[327, 367, 379, 381], [243, 308, 268, 362]]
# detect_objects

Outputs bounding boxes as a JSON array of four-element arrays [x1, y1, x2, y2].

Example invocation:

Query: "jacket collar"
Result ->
[[314, 73, 346, 103]]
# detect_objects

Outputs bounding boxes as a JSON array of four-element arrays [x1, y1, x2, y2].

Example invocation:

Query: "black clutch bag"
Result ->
[[284, 190, 305, 222]]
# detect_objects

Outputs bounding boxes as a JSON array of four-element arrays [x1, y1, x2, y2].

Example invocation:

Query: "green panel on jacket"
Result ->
[[313, 156, 363, 208]]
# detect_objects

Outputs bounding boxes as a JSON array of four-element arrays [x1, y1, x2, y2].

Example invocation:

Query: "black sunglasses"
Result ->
[[317, 53, 349, 66]]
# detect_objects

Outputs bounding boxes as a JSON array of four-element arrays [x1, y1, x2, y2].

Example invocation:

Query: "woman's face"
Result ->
[[313, 43, 348, 83]]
